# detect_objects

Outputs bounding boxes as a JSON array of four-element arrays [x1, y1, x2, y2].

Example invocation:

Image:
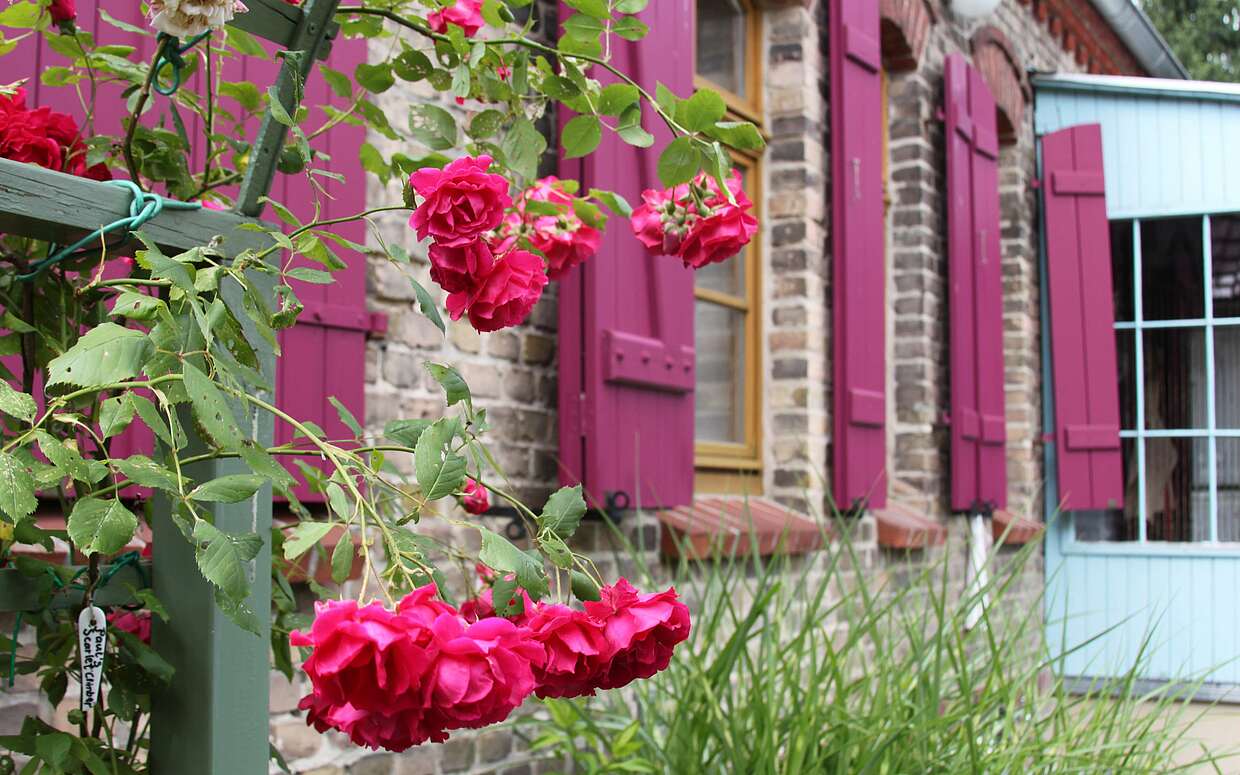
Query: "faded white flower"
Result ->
[[149, 0, 248, 37]]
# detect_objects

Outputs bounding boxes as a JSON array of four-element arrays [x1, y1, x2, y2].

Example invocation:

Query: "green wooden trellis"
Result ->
[[0, 0, 341, 769]]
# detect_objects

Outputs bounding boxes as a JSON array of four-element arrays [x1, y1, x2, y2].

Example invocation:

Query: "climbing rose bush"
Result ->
[[148, 0, 248, 37], [409, 155, 512, 247], [426, 0, 484, 37]]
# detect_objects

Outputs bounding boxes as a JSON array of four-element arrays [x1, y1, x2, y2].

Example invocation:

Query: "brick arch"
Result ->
[[879, 0, 937, 72], [971, 26, 1031, 145]]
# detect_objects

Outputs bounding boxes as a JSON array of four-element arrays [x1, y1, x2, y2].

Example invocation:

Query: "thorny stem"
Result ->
[[332, 6, 688, 138], [123, 35, 174, 187]]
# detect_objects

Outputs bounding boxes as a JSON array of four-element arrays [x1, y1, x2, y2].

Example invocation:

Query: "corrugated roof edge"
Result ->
[[1087, 0, 1188, 79], [1032, 72, 1240, 104]]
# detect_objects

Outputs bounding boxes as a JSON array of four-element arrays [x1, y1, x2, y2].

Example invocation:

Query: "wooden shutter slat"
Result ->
[[1042, 123, 1124, 510], [557, 0, 695, 509]]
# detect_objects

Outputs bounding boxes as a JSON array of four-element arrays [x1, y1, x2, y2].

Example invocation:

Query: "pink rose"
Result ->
[[629, 186, 688, 255], [108, 610, 151, 644], [504, 177, 602, 280], [585, 578, 691, 690], [629, 172, 756, 269], [446, 249, 547, 332], [678, 199, 758, 269], [428, 240, 494, 294], [678, 172, 758, 269], [427, 0, 484, 37], [527, 603, 613, 698], [422, 615, 543, 731], [409, 155, 512, 247], [292, 594, 445, 751], [461, 477, 490, 514], [48, 0, 75, 23]]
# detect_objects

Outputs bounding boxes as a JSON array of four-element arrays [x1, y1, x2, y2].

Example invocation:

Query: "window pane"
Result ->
[[1211, 213, 1240, 318], [1141, 217, 1205, 321], [1217, 438, 1240, 542], [1110, 220, 1135, 322], [1215, 327, 1240, 429], [1142, 327, 1207, 430], [1116, 329, 1136, 431], [696, 0, 746, 98], [1142, 437, 1211, 542], [696, 250, 746, 297], [694, 301, 745, 443]]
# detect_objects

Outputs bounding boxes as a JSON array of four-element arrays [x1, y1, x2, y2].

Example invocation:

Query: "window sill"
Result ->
[[657, 497, 824, 560], [872, 501, 947, 549], [993, 509, 1043, 546]]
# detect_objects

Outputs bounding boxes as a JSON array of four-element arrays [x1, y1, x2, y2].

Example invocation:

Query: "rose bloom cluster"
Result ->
[[410, 157, 601, 333], [496, 176, 603, 281], [291, 579, 690, 751], [0, 89, 109, 180], [631, 170, 758, 270]]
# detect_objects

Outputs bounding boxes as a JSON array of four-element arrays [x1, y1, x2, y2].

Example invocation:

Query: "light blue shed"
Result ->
[[1037, 74, 1240, 697]]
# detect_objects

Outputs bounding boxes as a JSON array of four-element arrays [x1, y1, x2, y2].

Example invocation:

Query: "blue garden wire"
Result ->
[[16, 180, 202, 282], [5, 551, 148, 687], [153, 31, 211, 97]]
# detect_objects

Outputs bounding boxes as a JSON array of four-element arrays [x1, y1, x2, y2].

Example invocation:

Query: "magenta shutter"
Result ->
[[1041, 124, 1123, 510], [945, 54, 1006, 512], [221, 39, 371, 502], [557, 0, 695, 509], [830, 0, 886, 510]]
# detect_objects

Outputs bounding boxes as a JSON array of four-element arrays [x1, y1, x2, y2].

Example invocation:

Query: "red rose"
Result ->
[[108, 610, 151, 644], [585, 578, 690, 690], [0, 89, 109, 179], [292, 595, 446, 751], [460, 477, 490, 514], [677, 173, 758, 269], [629, 173, 757, 268], [446, 249, 547, 332], [630, 185, 688, 255], [428, 240, 494, 295], [409, 154, 511, 247], [505, 177, 602, 280], [422, 615, 543, 731], [527, 603, 613, 698], [427, 0, 484, 37], [48, 0, 75, 24]]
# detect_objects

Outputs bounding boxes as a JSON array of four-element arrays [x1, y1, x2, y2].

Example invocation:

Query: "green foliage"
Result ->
[[1142, 0, 1240, 82], [523, 528, 1229, 774]]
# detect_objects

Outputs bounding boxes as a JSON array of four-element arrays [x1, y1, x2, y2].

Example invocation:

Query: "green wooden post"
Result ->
[[237, 0, 342, 217], [148, 346, 276, 774]]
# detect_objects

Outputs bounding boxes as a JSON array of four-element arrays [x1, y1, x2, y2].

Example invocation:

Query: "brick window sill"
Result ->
[[992, 509, 1042, 546], [657, 497, 824, 560], [872, 500, 947, 550]]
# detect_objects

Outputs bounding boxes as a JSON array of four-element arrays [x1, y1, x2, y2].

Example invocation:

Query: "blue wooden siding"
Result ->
[[1037, 74, 1240, 689], [1035, 75, 1240, 219]]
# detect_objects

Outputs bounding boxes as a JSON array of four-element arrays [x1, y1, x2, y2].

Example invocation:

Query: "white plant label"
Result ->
[[77, 605, 107, 711]]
